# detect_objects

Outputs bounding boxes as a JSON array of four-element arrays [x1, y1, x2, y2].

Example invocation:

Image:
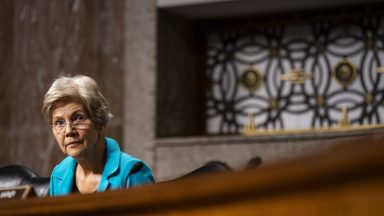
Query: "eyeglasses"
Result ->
[[51, 114, 90, 133]]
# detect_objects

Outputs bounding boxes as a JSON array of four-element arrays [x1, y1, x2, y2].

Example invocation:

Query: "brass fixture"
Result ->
[[241, 64, 263, 92], [338, 106, 351, 128], [242, 112, 257, 136], [280, 69, 313, 84], [239, 124, 384, 136], [333, 58, 357, 87], [376, 67, 384, 73]]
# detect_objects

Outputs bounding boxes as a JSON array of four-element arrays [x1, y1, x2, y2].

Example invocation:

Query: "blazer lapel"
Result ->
[[98, 137, 120, 191], [52, 157, 76, 196]]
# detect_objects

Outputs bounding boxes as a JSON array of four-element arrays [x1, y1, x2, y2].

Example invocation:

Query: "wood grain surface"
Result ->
[[0, 134, 383, 215]]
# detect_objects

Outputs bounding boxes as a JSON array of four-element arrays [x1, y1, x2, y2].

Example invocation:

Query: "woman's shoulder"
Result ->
[[104, 137, 152, 176], [119, 152, 142, 168], [118, 152, 155, 184], [105, 137, 145, 167]]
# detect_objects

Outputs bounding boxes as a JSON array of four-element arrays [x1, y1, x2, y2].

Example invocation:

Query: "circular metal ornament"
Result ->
[[241, 65, 263, 92], [333, 58, 357, 87]]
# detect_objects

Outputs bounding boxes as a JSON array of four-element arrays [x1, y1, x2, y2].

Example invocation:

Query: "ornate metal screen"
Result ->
[[206, 14, 384, 135]]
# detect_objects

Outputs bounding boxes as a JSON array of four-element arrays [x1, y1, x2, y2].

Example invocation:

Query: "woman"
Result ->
[[42, 75, 154, 196]]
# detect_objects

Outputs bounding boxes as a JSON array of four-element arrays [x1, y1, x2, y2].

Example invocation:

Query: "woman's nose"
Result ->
[[65, 122, 77, 137]]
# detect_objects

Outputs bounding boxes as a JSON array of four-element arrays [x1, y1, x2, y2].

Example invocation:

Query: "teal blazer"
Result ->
[[49, 137, 154, 196]]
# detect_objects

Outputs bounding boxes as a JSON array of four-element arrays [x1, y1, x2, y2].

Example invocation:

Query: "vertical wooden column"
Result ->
[[92, 0, 125, 144], [123, 0, 157, 170]]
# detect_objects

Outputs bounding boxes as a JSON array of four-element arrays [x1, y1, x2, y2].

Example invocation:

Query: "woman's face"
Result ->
[[51, 101, 99, 159]]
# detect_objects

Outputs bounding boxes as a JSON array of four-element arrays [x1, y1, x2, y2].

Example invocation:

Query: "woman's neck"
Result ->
[[76, 138, 106, 176]]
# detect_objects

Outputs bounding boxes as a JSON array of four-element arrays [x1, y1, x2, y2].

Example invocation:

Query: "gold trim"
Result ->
[[242, 113, 257, 136], [241, 124, 384, 136], [333, 58, 357, 87], [338, 106, 351, 128], [241, 109, 384, 136], [376, 67, 384, 73], [280, 69, 313, 84]]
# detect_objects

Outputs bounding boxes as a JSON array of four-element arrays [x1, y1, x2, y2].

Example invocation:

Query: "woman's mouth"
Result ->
[[65, 141, 82, 148]]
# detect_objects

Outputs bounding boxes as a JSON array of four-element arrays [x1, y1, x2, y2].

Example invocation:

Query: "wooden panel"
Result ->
[[0, 0, 125, 176], [0, 0, 14, 165], [92, 0, 125, 143], [157, 10, 205, 137], [0, 133, 383, 215]]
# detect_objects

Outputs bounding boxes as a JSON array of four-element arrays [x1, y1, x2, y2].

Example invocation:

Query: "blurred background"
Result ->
[[0, 0, 383, 181]]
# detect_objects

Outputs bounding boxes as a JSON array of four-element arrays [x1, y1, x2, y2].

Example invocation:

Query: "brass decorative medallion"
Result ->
[[241, 65, 263, 92], [333, 58, 357, 87]]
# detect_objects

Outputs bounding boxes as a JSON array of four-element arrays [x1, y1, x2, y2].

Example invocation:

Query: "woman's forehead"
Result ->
[[52, 101, 85, 117]]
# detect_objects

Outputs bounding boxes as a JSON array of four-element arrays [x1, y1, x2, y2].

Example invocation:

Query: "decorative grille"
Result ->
[[206, 14, 384, 135]]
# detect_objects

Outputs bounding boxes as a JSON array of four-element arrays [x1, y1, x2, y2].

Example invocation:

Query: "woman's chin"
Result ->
[[65, 146, 84, 158]]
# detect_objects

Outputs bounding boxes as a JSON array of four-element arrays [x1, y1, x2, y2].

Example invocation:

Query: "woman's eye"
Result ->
[[54, 120, 66, 126], [73, 115, 86, 122]]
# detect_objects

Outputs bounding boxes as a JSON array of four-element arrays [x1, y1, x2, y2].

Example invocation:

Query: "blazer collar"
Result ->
[[52, 137, 121, 193], [98, 137, 121, 191], [52, 156, 76, 195]]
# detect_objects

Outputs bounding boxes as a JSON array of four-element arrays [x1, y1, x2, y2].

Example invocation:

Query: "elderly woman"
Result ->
[[42, 75, 154, 196]]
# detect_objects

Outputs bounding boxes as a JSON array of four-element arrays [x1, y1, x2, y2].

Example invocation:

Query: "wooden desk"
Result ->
[[1, 134, 384, 215]]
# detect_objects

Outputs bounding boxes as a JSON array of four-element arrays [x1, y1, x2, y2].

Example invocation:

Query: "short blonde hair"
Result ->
[[42, 75, 112, 128]]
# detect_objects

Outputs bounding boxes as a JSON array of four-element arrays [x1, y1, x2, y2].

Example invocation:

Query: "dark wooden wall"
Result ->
[[157, 10, 205, 137], [0, 0, 125, 176]]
